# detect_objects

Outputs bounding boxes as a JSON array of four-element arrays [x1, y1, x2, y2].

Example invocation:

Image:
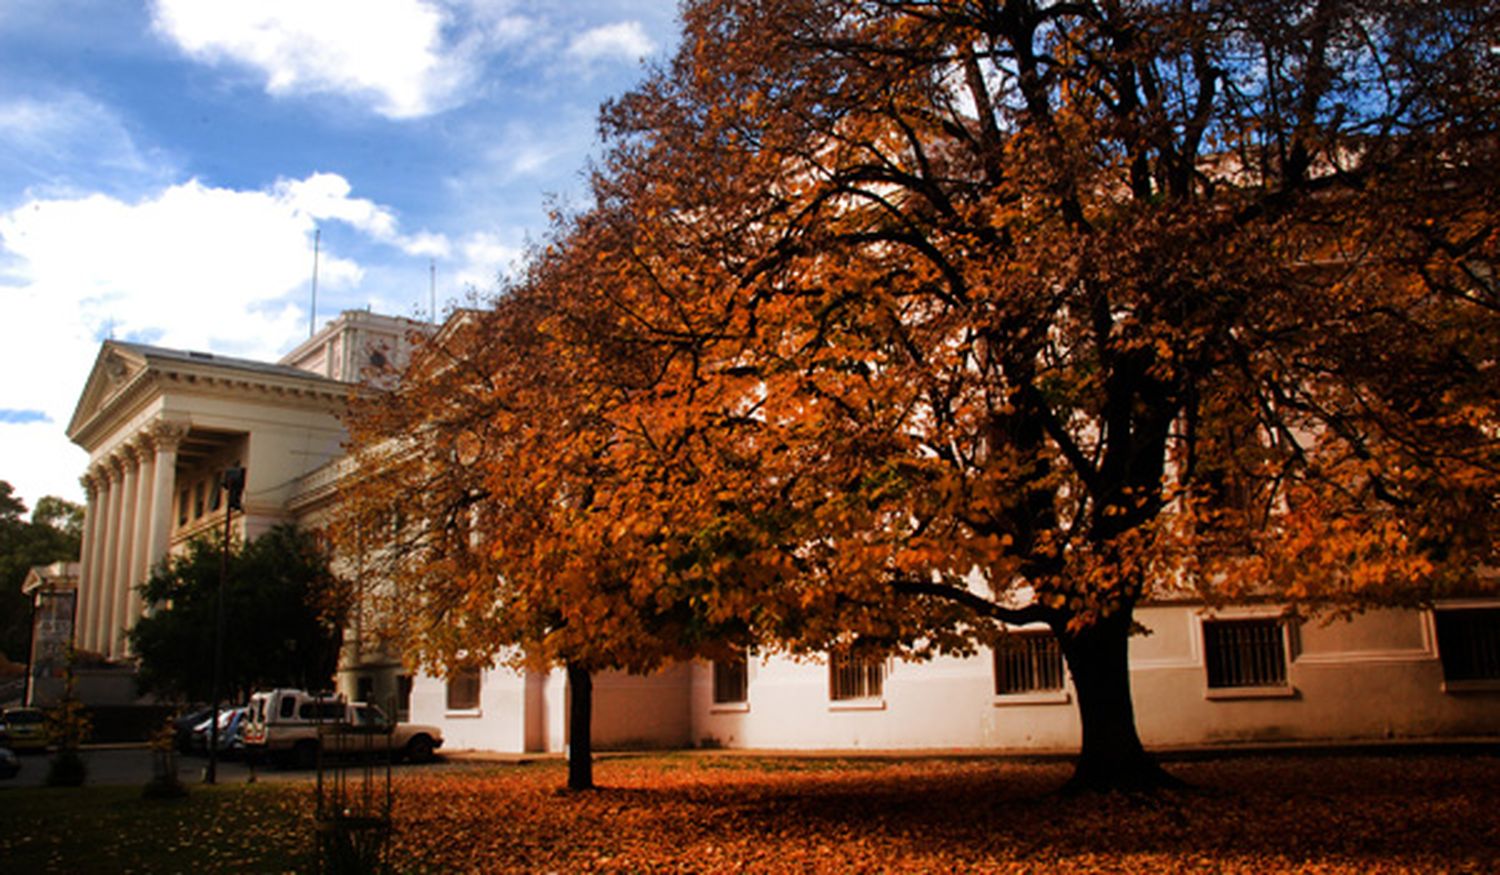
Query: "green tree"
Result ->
[[0, 481, 83, 664], [129, 525, 345, 703]]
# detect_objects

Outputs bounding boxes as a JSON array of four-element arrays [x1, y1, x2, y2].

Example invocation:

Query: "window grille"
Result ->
[[712, 654, 748, 704], [446, 667, 481, 710], [994, 632, 1065, 695], [397, 674, 414, 721], [1435, 608, 1500, 682], [829, 653, 884, 701], [1204, 618, 1288, 688]]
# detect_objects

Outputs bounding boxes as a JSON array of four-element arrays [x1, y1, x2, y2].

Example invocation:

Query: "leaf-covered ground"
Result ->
[[389, 754, 1500, 873], [2, 753, 1497, 872]]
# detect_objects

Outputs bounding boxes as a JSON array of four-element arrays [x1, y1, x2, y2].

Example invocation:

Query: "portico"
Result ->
[[66, 311, 425, 664]]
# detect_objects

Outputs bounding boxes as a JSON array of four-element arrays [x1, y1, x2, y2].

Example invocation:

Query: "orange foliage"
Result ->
[[336, 1, 1500, 790]]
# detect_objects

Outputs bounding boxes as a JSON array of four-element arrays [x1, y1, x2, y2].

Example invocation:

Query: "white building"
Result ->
[[66, 313, 1500, 748], [65, 311, 425, 667]]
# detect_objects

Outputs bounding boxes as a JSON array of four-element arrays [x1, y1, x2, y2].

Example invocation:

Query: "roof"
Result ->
[[66, 338, 355, 452]]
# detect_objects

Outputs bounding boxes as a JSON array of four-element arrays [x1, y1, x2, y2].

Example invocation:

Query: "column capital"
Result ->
[[102, 456, 125, 481], [119, 442, 142, 466], [149, 418, 190, 452], [80, 472, 99, 499], [132, 431, 156, 455]]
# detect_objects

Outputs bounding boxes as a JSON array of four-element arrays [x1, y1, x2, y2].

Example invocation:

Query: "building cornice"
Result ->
[[68, 342, 371, 453]]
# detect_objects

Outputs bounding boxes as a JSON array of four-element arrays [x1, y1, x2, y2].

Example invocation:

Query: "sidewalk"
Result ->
[[437, 734, 1500, 766]]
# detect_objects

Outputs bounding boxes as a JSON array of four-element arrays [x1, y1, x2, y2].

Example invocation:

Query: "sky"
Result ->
[[0, 0, 681, 511]]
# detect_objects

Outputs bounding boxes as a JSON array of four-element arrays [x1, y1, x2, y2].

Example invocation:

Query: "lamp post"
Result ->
[[205, 464, 245, 785]]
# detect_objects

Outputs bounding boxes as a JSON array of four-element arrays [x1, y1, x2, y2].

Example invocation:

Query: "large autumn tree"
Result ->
[[560, 0, 1498, 791], [340, 0, 1497, 793]]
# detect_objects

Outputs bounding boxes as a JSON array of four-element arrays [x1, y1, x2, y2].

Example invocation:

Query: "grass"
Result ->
[[2, 753, 1498, 872], [0, 781, 314, 873]]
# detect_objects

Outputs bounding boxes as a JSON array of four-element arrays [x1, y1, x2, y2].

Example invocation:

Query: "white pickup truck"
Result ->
[[241, 688, 443, 768]]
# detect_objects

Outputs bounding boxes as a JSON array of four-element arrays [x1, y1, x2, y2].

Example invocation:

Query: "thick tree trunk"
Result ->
[[566, 663, 594, 791], [1059, 606, 1179, 793]]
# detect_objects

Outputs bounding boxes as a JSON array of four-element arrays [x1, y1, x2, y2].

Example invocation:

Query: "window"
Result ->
[[1435, 608, 1500, 683], [829, 653, 884, 702], [1204, 618, 1288, 688], [712, 654, 748, 704], [447, 667, 481, 711], [193, 481, 205, 519], [178, 488, 190, 525], [397, 674, 413, 721], [298, 702, 348, 721], [994, 631, 1065, 695]]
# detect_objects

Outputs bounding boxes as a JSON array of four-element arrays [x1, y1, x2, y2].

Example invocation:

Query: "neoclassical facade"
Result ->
[[66, 311, 425, 663]]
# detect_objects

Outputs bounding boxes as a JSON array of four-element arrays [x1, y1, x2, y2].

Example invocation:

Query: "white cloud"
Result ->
[[454, 230, 522, 292], [0, 92, 175, 196], [566, 21, 655, 65], [0, 172, 446, 508], [149, 0, 479, 119], [275, 173, 451, 257]]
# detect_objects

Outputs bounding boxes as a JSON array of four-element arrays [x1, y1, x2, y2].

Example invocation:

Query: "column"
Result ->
[[84, 463, 114, 654], [143, 420, 188, 602], [108, 447, 141, 658], [95, 455, 124, 658], [74, 473, 100, 654], [125, 434, 156, 640]]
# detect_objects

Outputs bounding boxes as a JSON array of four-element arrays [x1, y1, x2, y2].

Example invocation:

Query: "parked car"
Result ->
[[242, 688, 443, 768], [173, 706, 214, 753], [0, 746, 18, 779], [191, 706, 247, 757], [0, 707, 49, 753]]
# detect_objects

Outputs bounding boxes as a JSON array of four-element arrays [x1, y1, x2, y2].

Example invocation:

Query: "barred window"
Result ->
[[446, 666, 481, 711], [829, 653, 885, 702], [1204, 618, 1288, 688], [994, 632, 1065, 695], [397, 674, 414, 721], [712, 654, 748, 704], [1435, 608, 1500, 682]]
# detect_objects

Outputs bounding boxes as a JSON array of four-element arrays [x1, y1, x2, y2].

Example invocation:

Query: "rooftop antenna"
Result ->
[[309, 227, 321, 339], [429, 259, 437, 324]]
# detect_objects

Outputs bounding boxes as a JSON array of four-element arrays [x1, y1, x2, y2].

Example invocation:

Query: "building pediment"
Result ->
[[66, 343, 151, 447], [67, 340, 357, 453]]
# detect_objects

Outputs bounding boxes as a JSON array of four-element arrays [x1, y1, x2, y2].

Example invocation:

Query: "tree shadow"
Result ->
[[586, 754, 1500, 869]]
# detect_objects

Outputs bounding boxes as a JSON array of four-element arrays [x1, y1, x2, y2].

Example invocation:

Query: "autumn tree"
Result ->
[[336, 278, 756, 790], [549, 0, 1500, 792]]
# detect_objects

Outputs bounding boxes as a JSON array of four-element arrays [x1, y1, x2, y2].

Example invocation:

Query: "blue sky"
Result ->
[[0, 0, 681, 510]]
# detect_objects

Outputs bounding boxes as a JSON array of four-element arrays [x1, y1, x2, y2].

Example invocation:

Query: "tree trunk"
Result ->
[[1059, 606, 1179, 793], [566, 662, 594, 791]]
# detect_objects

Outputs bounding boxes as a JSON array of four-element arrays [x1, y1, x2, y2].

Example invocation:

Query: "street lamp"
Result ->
[[205, 463, 245, 785]]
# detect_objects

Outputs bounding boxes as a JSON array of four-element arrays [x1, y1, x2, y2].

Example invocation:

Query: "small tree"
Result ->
[[130, 525, 345, 704], [45, 647, 92, 787]]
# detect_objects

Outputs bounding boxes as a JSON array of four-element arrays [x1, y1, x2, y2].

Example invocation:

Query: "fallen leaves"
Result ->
[[4, 754, 1497, 872], [384, 754, 1500, 873]]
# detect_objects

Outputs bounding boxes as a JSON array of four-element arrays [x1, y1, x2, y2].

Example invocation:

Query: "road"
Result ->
[[0, 746, 460, 789]]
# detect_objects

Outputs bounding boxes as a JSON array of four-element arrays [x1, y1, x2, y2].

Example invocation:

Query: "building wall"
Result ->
[[693, 604, 1500, 752], [404, 602, 1499, 755]]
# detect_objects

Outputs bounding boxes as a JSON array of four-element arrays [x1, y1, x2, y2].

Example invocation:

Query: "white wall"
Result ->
[[404, 603, 1500, 755]]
